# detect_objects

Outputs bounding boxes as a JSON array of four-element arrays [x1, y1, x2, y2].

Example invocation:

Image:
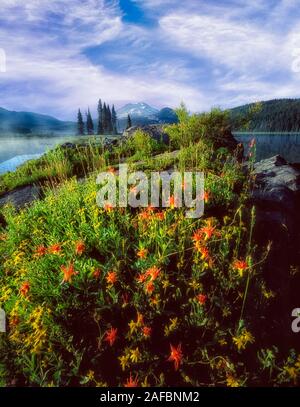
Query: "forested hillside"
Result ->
[[231, 99, 300, 131]]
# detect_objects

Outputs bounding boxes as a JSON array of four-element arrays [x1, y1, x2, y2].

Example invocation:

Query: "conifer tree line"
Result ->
[[77, 99, 118, 135]]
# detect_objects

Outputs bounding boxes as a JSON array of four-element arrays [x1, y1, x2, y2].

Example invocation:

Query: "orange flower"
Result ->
[[124, 373, 139, 387], [198, 246, 209, 260], [104, 327, 118, 346], [146, 266, 161, 281], [136, 312, 144, 325], [197, 294, 207, 305], [137, 248, 148, 259], [49, 243, 62, 255], [104, 203, 113, 212], [156, 211, 165, 221], [142, 326, 152, 338], [20, 281, 30, 297], [169, 195, 175, 208], [193, 219, 216, 241], [168, 343, 183, 371], [93, 268, 101, 279], [136, 273, 147, 283], [139, 209, 152, 221], [202, 191, 211, 203], [145, 281, 155, 295], [35, 245, 47, 257], [106, 271, 118, 285], [75, 241, 85, 255], [233, 259, 249, 277], [61, 263, 78, 283]]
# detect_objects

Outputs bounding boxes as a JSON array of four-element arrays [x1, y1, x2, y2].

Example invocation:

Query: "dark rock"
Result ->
[[60, 142, 77, 149], [250, 155, 300, 340], [0, 184, 42, 209], [121, 124, 169, 144]]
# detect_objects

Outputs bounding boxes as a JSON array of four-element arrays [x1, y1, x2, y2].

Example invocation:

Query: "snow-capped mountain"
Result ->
[[117, 102, 159, 119], [116, 102, 178, 130]]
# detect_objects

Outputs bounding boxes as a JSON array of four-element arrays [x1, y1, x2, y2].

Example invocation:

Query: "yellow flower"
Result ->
[[119, 355, 130, 372], [226, 375, 241, 387], [86, 370, 95, 381], [233, 329, 255, 351], [128, 320, 137, 335], [130, 347, 141, 363]]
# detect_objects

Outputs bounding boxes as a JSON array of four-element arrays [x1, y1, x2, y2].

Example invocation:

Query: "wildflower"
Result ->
[[232, 329, 255, 351], [156, 211, 165, 221], [233, 259, 249, 277], [130, 347, 141, 363], [75, 241, 85, 255], [49, 243, 62, 255], [139, 209, 152, 221], [145, 282, 155, 295], [146, 265, 161, 281], [119, 355, 130, 371], [104, 203, 113, 212], [284, 367, 298, 384], [61, 263, 78, 283], [137, 248, 148, 259], [202, 190, 210, 203], [150, 295, 160, 307], [20, 281, 30, 297], [142, 326, 152, 338], [104, 327, 118, 346], [168, 344, 183, 371], [197, 293, 207, 305], [169, 195, 175, 208], [136, 312, 144, 326], [124, 373, 139, 387], [86, 370, 95, 382], [193, 219, 217, 241], [35, 245, 47, 257], [106, 271, 118, 285], [93, 268, 101, 279], [136, 273, 147, 283], [226, 375, 240, 387]]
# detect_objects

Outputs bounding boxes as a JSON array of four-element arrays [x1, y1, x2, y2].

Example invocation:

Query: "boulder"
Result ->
[[121, 124, 169, 144], [250, 155, 300, 341]]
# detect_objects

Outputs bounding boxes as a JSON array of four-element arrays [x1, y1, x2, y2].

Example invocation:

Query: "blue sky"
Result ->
[[1, 0, 300, 119]]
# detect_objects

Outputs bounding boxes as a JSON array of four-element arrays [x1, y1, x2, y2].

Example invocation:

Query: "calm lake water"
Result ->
[[234, 132, 300, 163], [0, 134, 108, 174], [0, 133, 299, 175]]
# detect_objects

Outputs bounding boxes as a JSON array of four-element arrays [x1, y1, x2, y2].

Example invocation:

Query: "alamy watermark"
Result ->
[[291, 308, 300, 333], [0, 308, 5, 332], [0, 48, 6, 73], [96, 165, 205, 218]]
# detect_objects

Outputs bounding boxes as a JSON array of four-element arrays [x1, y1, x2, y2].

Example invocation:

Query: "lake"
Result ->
[[234, 132, 300, 163], [0, 133, 299, 175], [0, 134, 111, 174]]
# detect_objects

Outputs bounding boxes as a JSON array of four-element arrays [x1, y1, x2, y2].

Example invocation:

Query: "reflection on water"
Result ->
[[234, 133, 300, 163]]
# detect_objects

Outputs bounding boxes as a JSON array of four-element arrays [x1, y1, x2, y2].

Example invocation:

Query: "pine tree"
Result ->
[[86, 108, 94, 135], [77, 109, 85, 135], [97, 99, 103, 135], [126, 114, 132, 129], [107, 104, 113, 134], [102, 103, 107, 134], [112, 105, 118, 134]]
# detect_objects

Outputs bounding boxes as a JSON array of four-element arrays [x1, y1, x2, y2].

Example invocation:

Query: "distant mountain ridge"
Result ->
[[230, 98, 300, 132], [0, 107, 75, 135], [0, 103, 178, 135]]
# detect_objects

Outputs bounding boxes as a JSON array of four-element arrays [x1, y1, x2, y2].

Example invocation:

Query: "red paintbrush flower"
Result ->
[[168, 343, 183, 371], [104, 327, 118, 346]]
